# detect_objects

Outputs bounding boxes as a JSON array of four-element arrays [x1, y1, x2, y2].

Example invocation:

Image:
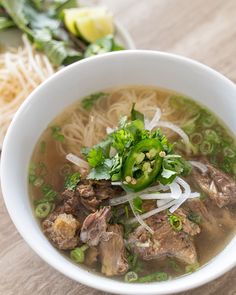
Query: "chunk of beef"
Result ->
[[75, 180, 124, 212], [128, 209, 199, 265], [192, 159, 236, 208], [84, 247, 99, 266], [99, 224, 128, 276], [76, 181, 101, 212], [42, 212, 80, 250], [60, 189, 80, 215], [92, 180, 124, 200], [186, 198, 235, 235], [80, 206, 111, 246]]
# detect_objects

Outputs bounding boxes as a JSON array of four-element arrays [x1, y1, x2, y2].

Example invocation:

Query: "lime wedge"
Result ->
[[64, 7, 114, 43], [64, 8, 82, 35]]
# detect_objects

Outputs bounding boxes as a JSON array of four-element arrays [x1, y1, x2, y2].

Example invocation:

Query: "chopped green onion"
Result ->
[[199, 141, 213, 155], [64, 172, 81, 191], [204, 129, 220, 143], [33, 177, 44, 187], [51, 126, 65, 141], [124, 271, 138, 283], [138, 271, 168, 283], [202, 114, 215, 128], [223, 147, 235, 158], [190, 133, 203, 145], [70, 245, 89, 263], [168, 258, 182, 273], [35, 202, 51, 218], [168, 214, 182, 231], [185, 262, 200, 273], [40, 141, 46, 153], [29, 173, 37, 184]]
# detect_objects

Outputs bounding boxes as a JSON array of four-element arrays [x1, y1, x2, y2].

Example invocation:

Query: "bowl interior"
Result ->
[[1, 50, 236, 295]]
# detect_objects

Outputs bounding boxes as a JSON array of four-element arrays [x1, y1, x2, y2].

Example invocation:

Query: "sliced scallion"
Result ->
[[35, 202, 51, 218]]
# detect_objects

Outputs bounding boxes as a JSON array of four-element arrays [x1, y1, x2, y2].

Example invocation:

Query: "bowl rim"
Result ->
[[1, 50, 236, 295]]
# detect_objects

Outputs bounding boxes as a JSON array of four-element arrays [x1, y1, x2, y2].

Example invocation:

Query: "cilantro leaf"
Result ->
[[51, 126, 65, 141], [133, 196, 144, 213], [87, 147, 105, 168], [131, 103, 144, 122], [81, 92, 108, 110], [0, 16, 15, 30], [110, 129, 134, 153], [159, 155, 192, 184], [110, 154, 123, 181], [64, 172, 80, 191], [87, 159, 112, 180]]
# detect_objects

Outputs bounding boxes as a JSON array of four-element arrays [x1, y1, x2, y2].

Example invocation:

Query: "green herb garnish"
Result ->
[[132, 196, 143, 214], [40, 140, 46, 153], [51, 126, 65, 141], [185, 263, 200, 273], [64, 172, 80, 191], [81, 92, 107, 110], [138, 272, 169, 283], [168, 214, 183, 231]]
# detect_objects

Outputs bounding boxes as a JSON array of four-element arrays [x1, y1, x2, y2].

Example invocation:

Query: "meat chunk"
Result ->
[[80, 206, 111, 246], [75, 180, 124, 212], [76, 181, 101, 212], [93, 180, 124, 200], [192, 159, 236, 208], [127, 210, 199, 265], [84, 247, 99, 266], [99, 224, 129, 276], [60, 189, 80, 215], [186, 198, 236, 235], [42, 212, 80, 250]]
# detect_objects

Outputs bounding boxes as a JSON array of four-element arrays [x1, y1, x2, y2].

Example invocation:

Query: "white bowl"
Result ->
[[1, 50, 236, 294]]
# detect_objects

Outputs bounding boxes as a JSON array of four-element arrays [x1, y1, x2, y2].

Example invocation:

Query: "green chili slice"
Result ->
[[123, 138, 163, 192]]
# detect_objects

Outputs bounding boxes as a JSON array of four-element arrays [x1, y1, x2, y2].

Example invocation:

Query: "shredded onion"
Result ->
[[157, 121, 190, 147], [66, 153, 89, 170], [145, 108, 162, 131], [106, 127, 114, 134], [169, 181, 182, 199], [111, 182, 123, 186], [140, 193, 175, 200], [128, 200, 154, 234], [109, 193, 135, 206], [189, 160, 208, 174], [169, 177, 191, 213], [156, 199, 170, 207]]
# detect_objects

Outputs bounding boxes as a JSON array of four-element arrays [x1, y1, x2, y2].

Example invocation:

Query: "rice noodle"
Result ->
[[0, 35, 55, 147], [189, 160, 208, 173], [109, 192, 135, 206], [66, 153, 89, 169], [56, 87, 194, 156]]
